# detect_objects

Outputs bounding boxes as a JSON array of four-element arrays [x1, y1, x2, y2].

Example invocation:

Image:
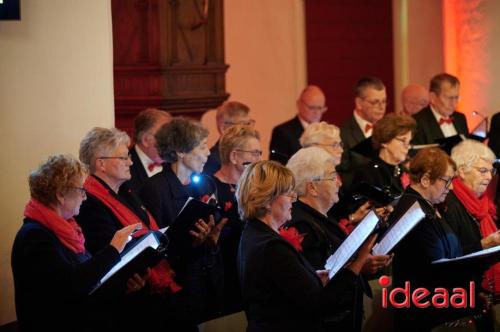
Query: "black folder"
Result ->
[[165, 197, 223, 250], [353, 182, 401, 207], [90, 232, 163, 296]]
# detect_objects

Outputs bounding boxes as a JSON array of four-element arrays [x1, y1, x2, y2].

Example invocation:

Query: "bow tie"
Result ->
[[147, 161, 163, 172], [439, 117, 454, 125], [364, 123, 373, 133]]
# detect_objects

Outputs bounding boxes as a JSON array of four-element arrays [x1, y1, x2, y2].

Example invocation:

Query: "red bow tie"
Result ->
[[439, 117, 454, 125], [364, 123, 373, 133], [147, 161, 163, 172]]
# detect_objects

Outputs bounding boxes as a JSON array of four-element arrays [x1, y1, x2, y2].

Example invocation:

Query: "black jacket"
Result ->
[[269, 116, 304, 165], [338, 115, 373, 190], [411, 106, 469, 146], [140, 165, 225, 323], [11, 219, 120, 332], [391, 187, 483, 330], [285, 200, 367, 331], [238, 218, 358, 332], [203, 141, 221, 176]]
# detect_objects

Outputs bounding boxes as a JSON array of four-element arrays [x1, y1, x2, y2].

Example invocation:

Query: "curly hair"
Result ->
[[155, 117, 209, 163], [299, 121, 340, 148], [236, 160, 295, 220], [29, 154, 88, 206]]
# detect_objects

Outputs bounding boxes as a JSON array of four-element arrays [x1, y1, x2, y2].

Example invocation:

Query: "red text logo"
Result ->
[[378, 275, 475, 309]]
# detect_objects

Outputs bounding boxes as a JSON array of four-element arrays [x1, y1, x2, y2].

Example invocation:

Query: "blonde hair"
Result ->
[[286, 147, 334, 196], [219, 125, 260, 165], [300, 121, 340, 147], [451, 139, 495, 172], [236, 161, 295, 220], [79, 127, 130, 173], [29, 154, 88, 206]]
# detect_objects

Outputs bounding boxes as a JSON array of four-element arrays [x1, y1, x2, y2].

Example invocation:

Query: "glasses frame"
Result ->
[[71, 186, 87, 198], [472, 166, 497, 177], [234, 149, 263, 157], [437, 176, 454, 189], [97, 154, 131, 162], [362, 98, 388, 108], [284, 191, 298, 203]]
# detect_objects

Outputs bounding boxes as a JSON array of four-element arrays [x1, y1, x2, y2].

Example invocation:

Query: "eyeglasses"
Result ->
[[394, 137, 411, 148], [437, 176, 454, 189], [224, 119, 256, 126], [313, 142, 344, 149], [363, 98, 388, 107], [284, 191, 298, 202], [98, 154, 131, 162], [300, 100, 328, 112], [235, 149, 263, 157], [71, 187, 87, 198], [473, 166, 497, 177], [313, 172, 339, 183]]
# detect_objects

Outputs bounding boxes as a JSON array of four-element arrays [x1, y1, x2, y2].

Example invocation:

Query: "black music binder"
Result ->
[[90, 232, 163, 295]]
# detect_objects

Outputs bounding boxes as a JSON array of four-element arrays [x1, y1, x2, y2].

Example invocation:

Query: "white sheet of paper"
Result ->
[[325, 210, 379, 280], [433, 243, 500, 264], [99, 232, 160, 284], [372, 201, 425, 256]]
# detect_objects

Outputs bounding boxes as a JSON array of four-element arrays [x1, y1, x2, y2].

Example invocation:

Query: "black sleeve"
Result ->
[[76, 196, 122, 255], [269, 127, 290, 164], [291, 221, 327, 270], [263, 241, 357, 316], [21, 228, 120, 298], [443, 205, 483, 255], [140, 180, 167, 228]]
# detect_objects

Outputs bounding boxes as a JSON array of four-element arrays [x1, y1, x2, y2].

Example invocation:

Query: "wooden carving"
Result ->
[[112, 0, 229, 132]]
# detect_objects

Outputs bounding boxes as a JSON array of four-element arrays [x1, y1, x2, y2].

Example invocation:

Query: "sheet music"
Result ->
[[325, 210, 379, 280], [433, 243, 500, 264], [99, 232, 160, 284], [372, 201, 425, 256]]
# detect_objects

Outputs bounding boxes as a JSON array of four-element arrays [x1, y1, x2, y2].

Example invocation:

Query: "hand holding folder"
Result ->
[[90, 232, 164, 295]]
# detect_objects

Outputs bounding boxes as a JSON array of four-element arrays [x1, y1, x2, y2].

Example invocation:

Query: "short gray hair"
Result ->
[[286, 147, 334, 196], [451, 139, 495, 171], [299, 121, 340, 147], [155, 117, 209, 163], [79, 127, 130, 173]]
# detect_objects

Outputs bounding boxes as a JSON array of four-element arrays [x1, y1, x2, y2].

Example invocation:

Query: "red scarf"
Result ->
[[452, 177, 500, 295], [24, 199, 86, 254], [84, 176, 159, 237], [84, 175, 181, 294]]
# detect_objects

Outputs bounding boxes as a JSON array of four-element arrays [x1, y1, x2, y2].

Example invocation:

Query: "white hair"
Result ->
[[299, 121, 341, 147], [451, 139, 495, 171], [286, 147, 334, 196]]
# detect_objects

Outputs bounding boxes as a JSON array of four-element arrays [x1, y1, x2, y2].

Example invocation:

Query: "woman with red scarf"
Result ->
[[76, 127, 215, 331], [11, 155, 139, 332], [444, 140, 500, 305]]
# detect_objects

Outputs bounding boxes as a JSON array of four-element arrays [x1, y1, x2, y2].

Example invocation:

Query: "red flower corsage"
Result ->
[[200, 194, 211, 203], [279, 226, 305, 252], [224, 201, 233, 212]]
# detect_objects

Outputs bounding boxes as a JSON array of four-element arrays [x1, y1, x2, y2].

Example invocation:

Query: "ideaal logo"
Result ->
[[379, 275, 475, 309]]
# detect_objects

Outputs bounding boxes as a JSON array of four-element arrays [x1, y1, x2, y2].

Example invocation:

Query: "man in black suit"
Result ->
[[338, 77, 387, 190], [269, 85, 327, 164], [124, 108, 171, 193], [412, 73, 469, 146], [203, 101, 254, 175]]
